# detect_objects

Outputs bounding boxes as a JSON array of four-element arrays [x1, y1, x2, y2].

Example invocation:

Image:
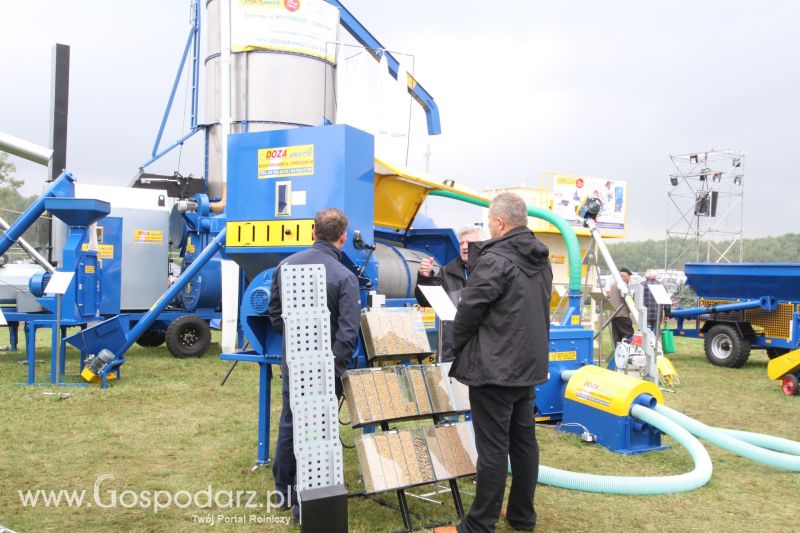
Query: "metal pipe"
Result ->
[[584, 218, 641, 329], [0, 171, 74, 258], [0, 216, 55, 273], [669, 296, 776, 318], [118, 228, 226, 355], [219, 0, 232, 191], [0, 131, 54, 166]]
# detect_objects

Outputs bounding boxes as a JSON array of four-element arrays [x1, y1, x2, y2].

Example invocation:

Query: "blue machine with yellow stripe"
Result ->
[[560, 365, 667, 454]]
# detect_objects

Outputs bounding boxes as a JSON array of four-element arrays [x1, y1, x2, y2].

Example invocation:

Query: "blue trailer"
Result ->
[[670, 263, 800, 367]]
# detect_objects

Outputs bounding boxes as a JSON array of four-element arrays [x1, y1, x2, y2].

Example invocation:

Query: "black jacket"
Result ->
[[268, 241, 361, 378], [450, 227, 552, 387], [414, 257, 469, 361]]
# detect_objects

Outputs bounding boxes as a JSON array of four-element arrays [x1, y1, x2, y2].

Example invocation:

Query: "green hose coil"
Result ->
[[654, 404, 800, 471], [530, 404, 712, 494]]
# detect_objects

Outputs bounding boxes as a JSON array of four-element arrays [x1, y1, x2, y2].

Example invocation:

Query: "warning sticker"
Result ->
[[550, 351, 577, 362], [417, 306, 437, 330], [133, 230, 164, 244], [81, 243, 114, 259], [258, 144, 314, 179], [85, 265, 96, 274]]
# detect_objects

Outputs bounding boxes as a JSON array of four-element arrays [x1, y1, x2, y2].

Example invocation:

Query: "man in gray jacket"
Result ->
[[445, 192, 552, 533]]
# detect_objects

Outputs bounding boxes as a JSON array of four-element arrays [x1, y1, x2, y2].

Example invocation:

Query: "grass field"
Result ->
[[0, 330, 797, 533]]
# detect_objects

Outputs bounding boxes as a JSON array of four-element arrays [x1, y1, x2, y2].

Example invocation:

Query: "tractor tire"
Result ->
[[704, 324, 751, 368], [165, 315, 211, 359], [781, 374, 799, 396], [135, 331, 166, 348], [766, 348, 790, 360]]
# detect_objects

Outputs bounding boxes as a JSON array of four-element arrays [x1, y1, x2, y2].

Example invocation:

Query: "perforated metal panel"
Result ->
[[281, 265, 327, 312], [280, 264, 343, 491]]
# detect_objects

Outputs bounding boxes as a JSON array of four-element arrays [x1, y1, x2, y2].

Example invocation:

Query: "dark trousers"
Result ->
[[610, 316, 634, 347], [459, 385, 538, 533], [273, 365, 296, 507]]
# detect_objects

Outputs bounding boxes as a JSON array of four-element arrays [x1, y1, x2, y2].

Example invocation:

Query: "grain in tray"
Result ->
[[371, 369, 396, 419], [411, 429, 435, 482], [424, 426, 452, 480], [361, 371, 384, 421], [406, 366, 432, 414], [343, 372, 371, 424], [434, 425, 459, 477], [382, 367, 414, 417], [456, 421, 478, 471], [386, 432, 411, 486], [423, 365, 454, 412], [373, 434, 400, 489], [444, 424, 474, 476], [398, 430, 424, 485], [359, 313, 376, 359], [356, 435, 386, 493]]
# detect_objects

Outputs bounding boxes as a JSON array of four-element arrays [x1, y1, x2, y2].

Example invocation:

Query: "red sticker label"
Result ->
[[284, 0, 299, 12]]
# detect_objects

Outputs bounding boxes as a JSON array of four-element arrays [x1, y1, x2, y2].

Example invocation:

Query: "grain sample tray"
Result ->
[[440, 362, 471, 411], [343, 364, 471, 427], [342, 370, 373, 425], [383, 366, 418, 418], [423, 364, 454, 412], [361, 308, 432, 360]]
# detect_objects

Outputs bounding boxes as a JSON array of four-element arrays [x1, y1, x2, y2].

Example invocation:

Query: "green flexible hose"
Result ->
[[427, 189, 582, 292], [716, 427, 800, 456], [654, 404, 800, 471], [531, 404, 712, 494]]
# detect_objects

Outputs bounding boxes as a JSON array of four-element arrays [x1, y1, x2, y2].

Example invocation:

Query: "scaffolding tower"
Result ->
[[664, 150, 745, 300]]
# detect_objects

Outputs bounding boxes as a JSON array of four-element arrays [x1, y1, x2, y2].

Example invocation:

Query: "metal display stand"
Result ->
[[280, 264, 346, 532], [354, 357, 468, 532]]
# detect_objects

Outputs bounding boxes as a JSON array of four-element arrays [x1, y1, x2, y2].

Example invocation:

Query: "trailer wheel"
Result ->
[[704, 324, 751, 368], [136, 331, 166, 348], [781, 374, 799, 396], [165, 315, 211, 358], [766, 348, 790, 360]]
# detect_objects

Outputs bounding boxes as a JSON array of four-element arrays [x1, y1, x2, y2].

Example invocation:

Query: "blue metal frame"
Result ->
[[671, 263, 800, 352], [144, 0, 202, 170]]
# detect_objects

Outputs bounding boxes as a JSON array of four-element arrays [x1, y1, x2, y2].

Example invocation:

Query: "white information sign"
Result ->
[[647, 283, 674, 306], [44, 271, 75, 295], [231, 0, 339, 64], [418, 285, 458, 322]]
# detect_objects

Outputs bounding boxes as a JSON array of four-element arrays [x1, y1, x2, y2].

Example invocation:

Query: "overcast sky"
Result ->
[[1, 0, 798, 241]]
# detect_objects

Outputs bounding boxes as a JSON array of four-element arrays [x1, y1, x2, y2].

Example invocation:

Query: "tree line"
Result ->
[[0, 152, 50, 260], [607, 234, 800, 272]]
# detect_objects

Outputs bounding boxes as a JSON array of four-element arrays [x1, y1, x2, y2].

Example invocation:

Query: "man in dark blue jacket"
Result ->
[[445, 192, 552, 533], [268, 207, 361, 515]]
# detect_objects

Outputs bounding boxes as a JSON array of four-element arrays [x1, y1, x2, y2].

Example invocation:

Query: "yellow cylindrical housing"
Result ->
[[564, 365, 664, 416]]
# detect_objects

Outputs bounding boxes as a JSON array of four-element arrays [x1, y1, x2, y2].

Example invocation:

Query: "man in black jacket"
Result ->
[[447, 192, 552, 533], [415, 226, 484, 361], [268, 208, 361, 516]]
